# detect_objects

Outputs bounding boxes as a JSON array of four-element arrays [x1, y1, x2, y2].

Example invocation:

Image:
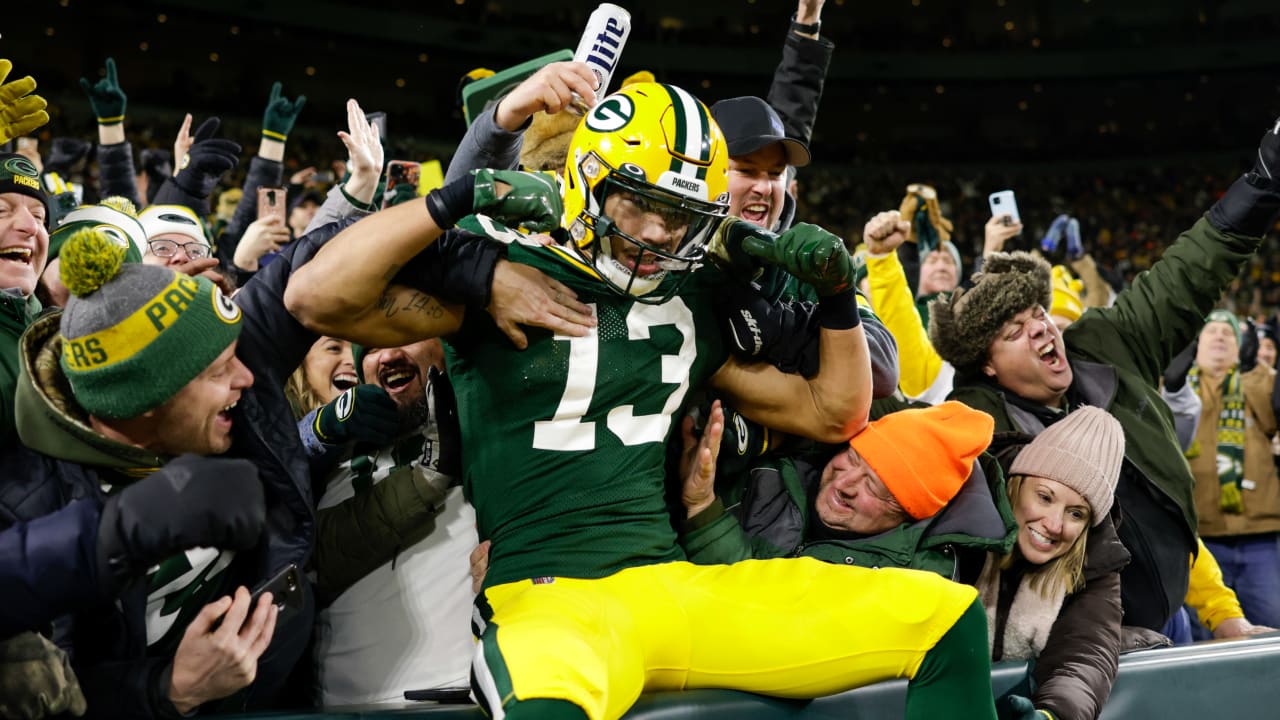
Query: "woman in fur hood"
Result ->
[[980, 406, 1130, 720]]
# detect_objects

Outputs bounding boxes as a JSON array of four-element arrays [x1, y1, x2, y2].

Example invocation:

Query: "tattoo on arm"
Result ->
[[377, 289, 447, 320]]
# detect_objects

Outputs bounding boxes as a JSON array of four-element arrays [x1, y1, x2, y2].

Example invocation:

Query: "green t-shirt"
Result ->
[[445, 242, 728, 588]]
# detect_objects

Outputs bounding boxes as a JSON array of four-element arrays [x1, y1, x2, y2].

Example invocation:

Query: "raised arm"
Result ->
[[710, 221, 871, 442], [284, 170, 578, 348]]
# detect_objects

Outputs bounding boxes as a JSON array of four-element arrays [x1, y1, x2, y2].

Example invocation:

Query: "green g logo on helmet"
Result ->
[[585, 95, 634, 133]]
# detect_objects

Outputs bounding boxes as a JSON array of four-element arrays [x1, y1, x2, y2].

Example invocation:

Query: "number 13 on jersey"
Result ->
[[533, 299, 697, 451]]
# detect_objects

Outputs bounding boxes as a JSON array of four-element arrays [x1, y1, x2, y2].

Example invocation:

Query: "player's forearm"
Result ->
[[805, 325, 872, 441], [284, 199, 446, 335]]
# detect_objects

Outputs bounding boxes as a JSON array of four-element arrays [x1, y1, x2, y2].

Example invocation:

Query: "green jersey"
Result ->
[[445, 241, 728, 588]]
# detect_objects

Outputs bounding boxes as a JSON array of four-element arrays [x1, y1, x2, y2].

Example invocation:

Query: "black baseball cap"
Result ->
[[710, 96, 810, 168]]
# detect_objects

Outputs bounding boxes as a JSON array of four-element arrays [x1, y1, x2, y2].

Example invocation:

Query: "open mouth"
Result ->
[[1037, 340, 1062, 369], [331, 371, 358, 392], [740, 203, 769, 226], [1027, 526, 1057, 551], [624, 255, 664, 276], [0, 247, 33, 266], [217, 399, 237, 428], [379, 366, 418, 394]]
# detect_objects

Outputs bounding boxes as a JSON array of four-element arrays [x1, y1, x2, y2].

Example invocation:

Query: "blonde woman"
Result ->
[[981, 407, 1129, 720], [285, 336, 358, 419]]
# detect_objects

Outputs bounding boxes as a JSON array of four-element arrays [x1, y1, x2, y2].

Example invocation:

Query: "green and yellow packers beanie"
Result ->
[[47, 198, 147, 263], [0, 153, 49, 226], [57, 227, 242, 419]]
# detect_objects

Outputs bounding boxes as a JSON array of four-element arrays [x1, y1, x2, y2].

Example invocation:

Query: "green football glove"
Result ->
[[472, 168, 562, 233], [261, 81, 306, 142], [314, 384, 400, 445], [705, 216, 769, 283], [78, 57, 126, 125], [0, 59, 48, 144], [741, 222, 855, 298]]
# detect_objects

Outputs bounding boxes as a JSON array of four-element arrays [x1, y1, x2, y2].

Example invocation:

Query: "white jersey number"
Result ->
[[533, 299, 696, 450]]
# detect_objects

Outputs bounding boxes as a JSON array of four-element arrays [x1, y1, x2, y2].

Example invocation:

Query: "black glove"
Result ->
[[997, 694, 1053, 720], [1208, 117, 1280, 236], [1240, 318, 1260, 373], [313, 384, 401, 445], [1163, 338, 1198, 392], [722, 282, 820, 376], [171, 116, 241, 200], [96, 454, 265, 594]]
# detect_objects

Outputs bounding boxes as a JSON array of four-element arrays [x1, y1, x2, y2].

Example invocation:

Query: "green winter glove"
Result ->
[[261, 81, 306, 142], [741, 222, 855, 297], [997, 694, 1054, 720], [313, 384, 401, 445], [472, 168, 562, 233], [0, 632, 86, 720], [78, 57, 126, 125], [0, 59, 48, 144]]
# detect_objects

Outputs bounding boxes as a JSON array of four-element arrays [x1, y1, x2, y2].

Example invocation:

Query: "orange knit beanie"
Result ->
[[850, 401, 995, 520]]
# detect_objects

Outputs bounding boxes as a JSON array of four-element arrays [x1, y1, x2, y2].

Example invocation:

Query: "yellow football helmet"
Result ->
[[562, 82, 729, 302]]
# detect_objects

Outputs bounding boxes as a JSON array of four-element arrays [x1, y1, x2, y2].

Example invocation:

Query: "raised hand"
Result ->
[[680, 400, 724, 518], [0, 59, 49, 143], [78, 57, 126, 124], [863, 209, 911, 255], [261, 81, 306, 142], [336, 98, 384, 206], [494, 61, 598, 131], [172, 114, 194, 177]]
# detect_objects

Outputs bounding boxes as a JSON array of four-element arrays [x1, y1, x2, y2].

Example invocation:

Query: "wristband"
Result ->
[[97, 115, 125, 126], [339, 184, 378, 212], [790, 13, 821, 36], [817, 289, 861, 330], [261, 128, 288, 142], [425, 173, 477, 230]]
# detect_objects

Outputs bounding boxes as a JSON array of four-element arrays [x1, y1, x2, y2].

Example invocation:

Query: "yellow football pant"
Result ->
[[471, 557, 978, 720]]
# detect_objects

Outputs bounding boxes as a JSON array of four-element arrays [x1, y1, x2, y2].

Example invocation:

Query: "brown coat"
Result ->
[[990, 507, 1129, 720], [1190, 365, 1280, 537]]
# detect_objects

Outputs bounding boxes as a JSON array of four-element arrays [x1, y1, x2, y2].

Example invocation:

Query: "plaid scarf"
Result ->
[[1188, 366, 1246, 514]]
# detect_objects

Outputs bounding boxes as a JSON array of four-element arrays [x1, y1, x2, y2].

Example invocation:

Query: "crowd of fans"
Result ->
[[4, 2, 1280, 720]]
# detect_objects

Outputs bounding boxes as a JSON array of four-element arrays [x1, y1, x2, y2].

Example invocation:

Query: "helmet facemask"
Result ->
[[569, 151, 727, 304]]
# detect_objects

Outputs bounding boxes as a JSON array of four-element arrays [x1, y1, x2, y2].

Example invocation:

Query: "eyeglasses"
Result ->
[[148, 238, 210, 260]]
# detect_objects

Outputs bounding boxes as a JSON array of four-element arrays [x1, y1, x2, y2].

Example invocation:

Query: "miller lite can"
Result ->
[[570, 3, 632, 114]]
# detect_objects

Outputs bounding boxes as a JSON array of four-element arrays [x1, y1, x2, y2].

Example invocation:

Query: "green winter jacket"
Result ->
[[949, 215, 1261, 629], [1, 291, 41, 443], [680, 450, 1017, 585]]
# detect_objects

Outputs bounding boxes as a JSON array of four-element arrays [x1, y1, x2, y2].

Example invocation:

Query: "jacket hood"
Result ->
[[15, 312, 166, 477]]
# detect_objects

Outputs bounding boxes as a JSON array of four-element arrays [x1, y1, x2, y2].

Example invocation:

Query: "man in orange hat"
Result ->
[[679, 401, 1016, 585]]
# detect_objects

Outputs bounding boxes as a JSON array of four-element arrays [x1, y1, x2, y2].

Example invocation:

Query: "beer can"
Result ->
[[569, 3, 632, 114]]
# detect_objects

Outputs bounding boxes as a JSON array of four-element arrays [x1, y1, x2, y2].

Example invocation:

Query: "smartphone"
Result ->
[[257, 186, 287, 225], [366, 111, 387, 139], [249, 563, 304, 624], [404, 687, 472, 704], [988, 190, 1021, 227], [386, 160, 421, 193]]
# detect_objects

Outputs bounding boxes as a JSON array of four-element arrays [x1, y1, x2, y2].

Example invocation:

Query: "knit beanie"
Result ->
[[0, 153, 49, 226], [849, 401, 995, 520], [1050, 264, 1084, 325], [1009, 406, 1124, 526], [48, 198, 146, 263], [139, 204, 210, 247], [929, 251, 1053, 378], [57, 227, 242, 419], [1205, 309, 1241, 344]]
